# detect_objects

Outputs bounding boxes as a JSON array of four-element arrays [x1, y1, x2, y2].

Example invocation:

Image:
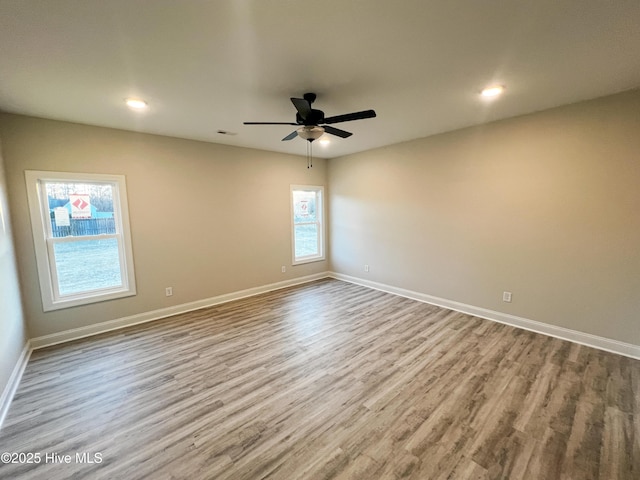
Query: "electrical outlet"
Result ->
[[281, 265, 286, 273], [502, 291, 512, 303], [364, 264, 369, 272], [165, 287, 173, 297]]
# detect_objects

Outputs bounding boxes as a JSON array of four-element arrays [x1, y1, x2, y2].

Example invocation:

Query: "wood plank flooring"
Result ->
[[1, 279, 638, 479]]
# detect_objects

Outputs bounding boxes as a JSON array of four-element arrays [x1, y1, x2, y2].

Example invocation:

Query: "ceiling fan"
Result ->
[[243, 93, 377, 143]]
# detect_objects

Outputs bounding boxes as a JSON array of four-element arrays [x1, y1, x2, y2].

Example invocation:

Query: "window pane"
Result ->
[[45, 182, 115, 238], [294, 224, 319, 258], [53, 238, 122, 295], [293, 191, 317, 223]]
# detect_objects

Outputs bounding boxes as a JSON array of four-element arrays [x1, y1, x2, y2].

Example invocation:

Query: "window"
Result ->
[[25, 171, 136, 311], [291, 185, 325, 264]]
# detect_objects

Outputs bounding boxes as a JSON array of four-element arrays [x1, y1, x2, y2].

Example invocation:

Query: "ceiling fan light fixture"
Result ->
[[297, 126, 325, 142]]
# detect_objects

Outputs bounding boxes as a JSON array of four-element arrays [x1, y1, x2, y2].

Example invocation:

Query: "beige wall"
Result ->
[[0, 138, 28, 397], [328, 89, 640, 345], [0, 115, 328, 338]]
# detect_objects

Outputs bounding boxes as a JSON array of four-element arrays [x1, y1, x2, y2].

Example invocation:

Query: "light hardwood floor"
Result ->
[[1, 279, 638, 479]]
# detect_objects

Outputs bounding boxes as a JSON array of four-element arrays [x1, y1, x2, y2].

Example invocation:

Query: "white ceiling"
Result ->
[[1, 0, 639, 159]]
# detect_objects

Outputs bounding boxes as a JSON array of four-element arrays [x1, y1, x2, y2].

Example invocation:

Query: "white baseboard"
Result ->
[[29, 270, 640, 359], [31, 272, 330, 350], [0, 340, 32, 431], [329, 272, 640, 360]]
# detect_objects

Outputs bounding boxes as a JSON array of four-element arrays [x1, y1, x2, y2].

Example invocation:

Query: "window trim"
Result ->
[[25, 170, 137, 311], [290, 184, 325, 265]]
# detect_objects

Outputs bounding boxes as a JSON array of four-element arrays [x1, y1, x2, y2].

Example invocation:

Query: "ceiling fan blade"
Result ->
[[291, 97, 312, 120], [323, 125, 352, 138], [323, 109, 377, 124], [282, 130, 298, 141], [244, 122, 298, 125]]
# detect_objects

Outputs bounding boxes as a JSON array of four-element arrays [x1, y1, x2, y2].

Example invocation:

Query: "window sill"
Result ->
[[43, 288, 136, 312], [292, 256, 326, 266]]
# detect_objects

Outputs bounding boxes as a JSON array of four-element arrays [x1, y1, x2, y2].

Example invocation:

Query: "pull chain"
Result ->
[[306, 141, 313, 169]]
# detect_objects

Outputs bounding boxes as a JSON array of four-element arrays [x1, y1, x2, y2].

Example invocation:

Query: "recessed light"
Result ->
[[125, 98, 148, 110], [480, 85, 505, 98], [319, 137, 330, 146]]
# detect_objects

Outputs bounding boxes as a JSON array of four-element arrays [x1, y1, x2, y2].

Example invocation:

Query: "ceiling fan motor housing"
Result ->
[[297, 109, 325, 125]]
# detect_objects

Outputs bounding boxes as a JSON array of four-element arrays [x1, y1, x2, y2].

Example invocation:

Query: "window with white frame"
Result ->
[[291, 185, 325, 264], [25, 171, 136, 311]]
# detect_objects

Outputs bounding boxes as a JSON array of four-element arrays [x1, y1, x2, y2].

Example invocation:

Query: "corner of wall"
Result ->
[[0, 134, 31, 430]]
